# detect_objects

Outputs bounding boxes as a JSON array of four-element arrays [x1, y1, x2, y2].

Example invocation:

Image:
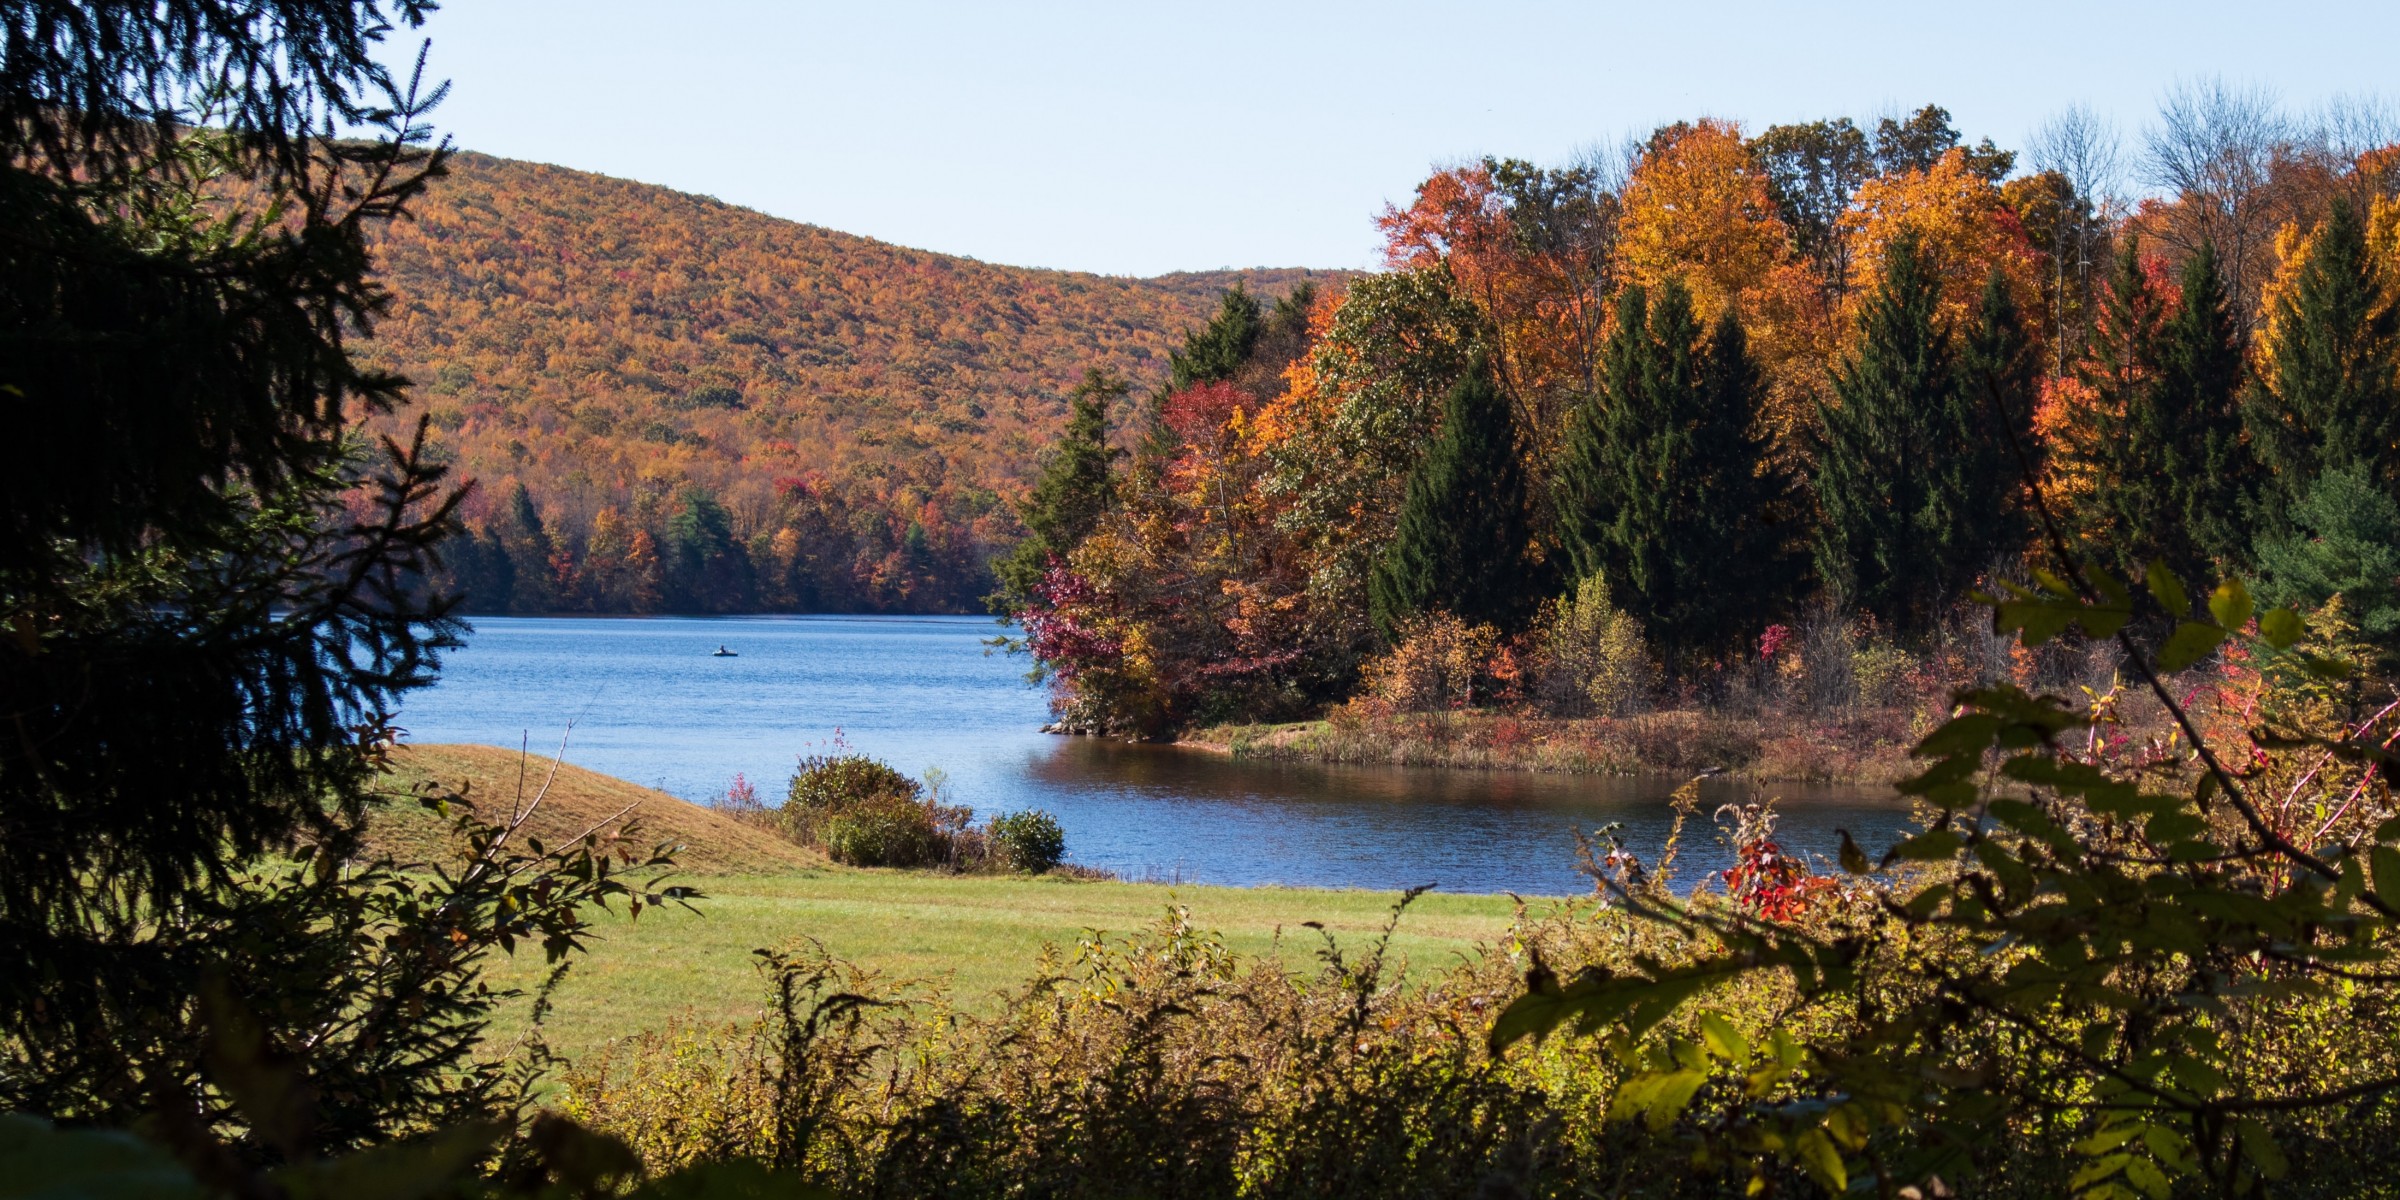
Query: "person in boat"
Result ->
[[713, 644, 737, 656]]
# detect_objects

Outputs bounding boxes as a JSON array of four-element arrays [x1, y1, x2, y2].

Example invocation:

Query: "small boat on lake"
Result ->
[[711, 645, 738, 657]]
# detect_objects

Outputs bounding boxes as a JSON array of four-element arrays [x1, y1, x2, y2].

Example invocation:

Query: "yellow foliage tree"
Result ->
[[1617, 120, 1791, 327], [2255, 191, 2400, 372], [1840, 148, 2042, 339]]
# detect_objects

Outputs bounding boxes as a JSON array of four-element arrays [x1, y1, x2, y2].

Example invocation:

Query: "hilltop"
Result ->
[[370, 743, 816, 875], [359, 152, 1349, 613]]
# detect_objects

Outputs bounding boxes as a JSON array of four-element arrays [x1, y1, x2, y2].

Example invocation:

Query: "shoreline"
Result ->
[[1177, 707, 1924, 787]]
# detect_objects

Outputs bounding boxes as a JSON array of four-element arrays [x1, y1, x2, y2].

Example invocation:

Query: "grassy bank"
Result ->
[[1188, 706, 1925, 784], [377, 744, 1537, 1058]]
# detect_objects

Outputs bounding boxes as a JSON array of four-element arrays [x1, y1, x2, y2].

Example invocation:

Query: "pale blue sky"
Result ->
[[395, 1, 2400, 276]]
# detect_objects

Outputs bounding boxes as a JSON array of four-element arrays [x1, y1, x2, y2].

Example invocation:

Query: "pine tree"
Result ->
[[1816, 236, 2016, 633], [1950, 268, 2036, 572], [1553, 285, 1651, 587], [2160, 243, 2258, 572], [1554, 284, 1802, 661], [1140, 286, 1263, 459], [1368, 352, 1530, 637], [1168, 284, 1263, 392], [2251, 198, 2400, 520], [993, 368, 1126, 609], [1682, 308, 1808, 652], [498, 480, 558, 612]]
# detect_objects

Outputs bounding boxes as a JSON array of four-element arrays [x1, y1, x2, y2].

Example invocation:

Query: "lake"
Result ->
[[396, 614, 1916, 896]]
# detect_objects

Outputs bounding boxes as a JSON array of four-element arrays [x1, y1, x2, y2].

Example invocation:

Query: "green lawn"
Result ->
[[486, 866, 1548, 1056]]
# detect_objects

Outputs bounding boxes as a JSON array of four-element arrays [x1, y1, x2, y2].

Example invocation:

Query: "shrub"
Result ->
[[1528, 574, 1654, 717], [1848, 639, 1914, 707], [986, 810, 1066, 874], [1360, 613, 1502, 712], [819, 795, 944, 868], [789, 753, 922, 811]]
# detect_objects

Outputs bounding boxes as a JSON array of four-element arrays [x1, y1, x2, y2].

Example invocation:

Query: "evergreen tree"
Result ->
[[665, 486, 756, 612], [1816, 236, 2019, 633], [1950, 267, 2036, 571], [2253, 197, 2400, 510], [1554, 284, 1803, 661], [1168, 284, 1263, 393], [1553, 285, 1652, 587], [1141, 285, 1266, 460], [1368, 352, 1531, 637], [497, 480, 557, 612], [2161, 243, 2259, 572], [2254, 466, 2400, 663], [2112, 241, 2257, 577], [0, 0, 633, 1143], [993, 368, 1126, 609]]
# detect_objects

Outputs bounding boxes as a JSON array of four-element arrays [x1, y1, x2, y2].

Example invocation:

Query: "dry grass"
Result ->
[[1191, 707, 1922, 784], [369, 743, 819, 876]]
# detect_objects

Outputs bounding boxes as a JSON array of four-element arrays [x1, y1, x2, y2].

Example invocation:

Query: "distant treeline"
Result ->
[[433, 478, 1001, 614]]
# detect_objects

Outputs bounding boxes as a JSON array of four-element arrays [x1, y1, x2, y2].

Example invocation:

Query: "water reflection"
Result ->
[[1023, 740, 1915, 896], [398, 615, 1918, 897]]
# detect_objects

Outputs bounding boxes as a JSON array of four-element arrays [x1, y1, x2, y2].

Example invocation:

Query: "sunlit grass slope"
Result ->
[[373, 744, 1539, 1057]]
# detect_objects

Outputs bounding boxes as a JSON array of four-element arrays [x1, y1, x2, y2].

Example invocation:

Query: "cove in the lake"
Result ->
[[396, 614, 1917, 896]]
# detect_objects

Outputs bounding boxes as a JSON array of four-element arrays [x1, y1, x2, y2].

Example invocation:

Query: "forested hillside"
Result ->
[[359, 151, 1343, 613]]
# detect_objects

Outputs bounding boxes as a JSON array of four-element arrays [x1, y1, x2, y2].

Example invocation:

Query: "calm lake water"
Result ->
[[396, 615, 1916, 896]]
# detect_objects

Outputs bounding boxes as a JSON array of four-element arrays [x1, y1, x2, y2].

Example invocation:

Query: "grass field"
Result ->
[[381, 745, 1549, 1057], [481, 868, 1541, 1056]]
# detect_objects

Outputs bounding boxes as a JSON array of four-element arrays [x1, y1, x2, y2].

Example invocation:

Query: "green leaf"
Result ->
[[2233, 1118, 2288, 1180], [1643, 1069, 1709, 1132], [276, 1122, 511, 1200], [2155, 621, 2228, 671], [2123, 1157, 2171, 1199], [632, 1161, 836, 1200], [1892, 830, 1964, 861], [1792, 1127, 1847, 1192], [2372, 846, 2400, 911], [2301, 653, 2354, 681], [2258, 606, 2304, 649], [2145, 811, 2206, 843], [2209, 578, 2253, 632], [1698, 1012, 1751, 1068], [2071, 1153, 2133, 1188], [2144, 559, 2190, 616], [2072, 1124, 2142, 1155]]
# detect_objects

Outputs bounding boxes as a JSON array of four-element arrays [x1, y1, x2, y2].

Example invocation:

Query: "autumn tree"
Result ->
[[1840, 147, 2042, 339], [1367, 353, 1530, 637], [1617, 119, 1828, 455], [1258, 269, 1482, 607], [1873, 104, 2014, 180], [1378, 159, 1617, 446], [1751, 118, 1874, 300]]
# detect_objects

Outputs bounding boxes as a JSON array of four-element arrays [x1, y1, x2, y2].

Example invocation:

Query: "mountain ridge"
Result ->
[[357, 150, 1353, 612]]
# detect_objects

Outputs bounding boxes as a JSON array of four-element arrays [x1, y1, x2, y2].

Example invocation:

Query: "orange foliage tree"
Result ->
[[1617, 120, 1829, 454]]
